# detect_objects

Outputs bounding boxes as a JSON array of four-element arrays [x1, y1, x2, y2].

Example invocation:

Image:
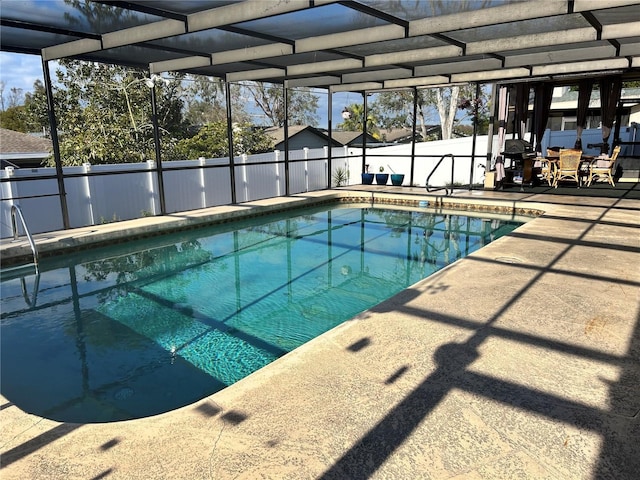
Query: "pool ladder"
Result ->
[[10, 204, 39, 274], [426, 153, 455, 196]]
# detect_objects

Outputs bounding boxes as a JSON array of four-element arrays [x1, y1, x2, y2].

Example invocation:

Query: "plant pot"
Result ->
[[361, 173, 374, 185], [375, 173, 389, 185], [390, 174, 405, 186]]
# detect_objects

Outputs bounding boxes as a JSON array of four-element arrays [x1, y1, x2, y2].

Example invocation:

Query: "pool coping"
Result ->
[[2, 186, 639, 480]]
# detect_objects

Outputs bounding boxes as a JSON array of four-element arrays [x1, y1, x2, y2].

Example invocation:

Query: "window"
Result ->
[[562, 116, 577, 131]]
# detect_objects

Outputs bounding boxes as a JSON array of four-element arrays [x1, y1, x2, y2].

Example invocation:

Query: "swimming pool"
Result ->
[[1, 204, 523, 423]]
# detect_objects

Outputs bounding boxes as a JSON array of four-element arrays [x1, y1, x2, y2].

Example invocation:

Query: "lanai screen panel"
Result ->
[[0, 1, 639, 89]]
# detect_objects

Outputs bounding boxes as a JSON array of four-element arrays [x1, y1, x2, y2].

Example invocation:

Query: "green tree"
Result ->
[[0, 105, 28, 131], [0, 83, 32, 131], [337, 103, 381, 139], [373, 90, 433, 140], [183, 76, 249, 125], [23, 80, 50, 133], [243, 82, 319, 127], [174, 122, 273, 159], [184, 76, 226, 124], [46, 60, 188, 166], [1, 85, 24, 110], [373, 85, 490, 141], [433, 86, 460, 140], [456, 93, 491, 136], [0, 80, 50, 133]]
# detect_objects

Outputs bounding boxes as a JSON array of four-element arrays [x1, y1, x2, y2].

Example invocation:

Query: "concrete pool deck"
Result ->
[[1, 186, 639, 479]]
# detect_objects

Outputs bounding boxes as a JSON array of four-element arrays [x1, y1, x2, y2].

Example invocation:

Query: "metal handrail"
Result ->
[[426, 153, 455, 196], [10, 204, 39, 273], [21, 273, 41, 308]]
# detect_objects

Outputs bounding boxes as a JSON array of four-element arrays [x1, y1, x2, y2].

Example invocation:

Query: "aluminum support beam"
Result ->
[[296, 24, 405, 53], [150, 56, 211, 74], [188, 0, 318, 32], [42, 38, 102, 61], [225, 82, 237, 204], [466, 29, 597, 55], [102, 19, 185, 49], [212, 43, 293, 65], [283, 84, 290, 196], [42, 58, 70, 230], [227, 68, 286, 82], [409, 0, 568, 36], [149, 84, 167, 215]]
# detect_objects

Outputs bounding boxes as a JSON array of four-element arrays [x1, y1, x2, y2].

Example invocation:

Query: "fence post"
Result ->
[[146, 160, 158, 215], [3, 169, 16, 237], [304, 147, 309, 192], [275, 150, 281, 197], [242, 154, 249, 202], [199, 157, 207, 208], [344, 145, 350, 186], [83, 163, 95, 225], [323, 146, 329, 187]]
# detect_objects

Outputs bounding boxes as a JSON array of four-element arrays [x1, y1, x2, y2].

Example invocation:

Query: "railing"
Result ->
[[426, 153, 455, 196], [20, 273, 40, 308], [10, 204, 39, 273]]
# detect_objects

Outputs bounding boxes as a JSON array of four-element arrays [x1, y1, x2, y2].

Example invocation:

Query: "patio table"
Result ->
[[545, 154, 595, 187]]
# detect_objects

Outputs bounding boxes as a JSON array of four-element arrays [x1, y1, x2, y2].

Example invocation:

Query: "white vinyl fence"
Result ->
[[1, 147, 339, 238], [2, 141, 488, 237], [2, 127, 633, 239]]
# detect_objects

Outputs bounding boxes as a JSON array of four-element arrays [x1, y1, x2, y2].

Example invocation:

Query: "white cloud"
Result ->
[[0, 52, 44, 102], [0, 52, 64, 108]]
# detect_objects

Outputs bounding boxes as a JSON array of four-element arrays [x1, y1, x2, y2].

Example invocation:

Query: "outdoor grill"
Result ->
[[501, 139, 535, 167], [501, 139, 536, 187]]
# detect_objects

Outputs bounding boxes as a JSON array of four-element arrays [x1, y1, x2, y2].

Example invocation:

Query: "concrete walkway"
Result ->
[[1, 187, 639, 479]]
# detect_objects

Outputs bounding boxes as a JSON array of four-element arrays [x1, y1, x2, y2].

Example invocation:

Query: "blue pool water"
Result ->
[[0, 205, 522, 422]]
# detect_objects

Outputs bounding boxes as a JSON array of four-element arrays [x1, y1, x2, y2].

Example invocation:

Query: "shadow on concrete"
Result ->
[[320, 197, 640, 479], [0, 423, 83, 469]]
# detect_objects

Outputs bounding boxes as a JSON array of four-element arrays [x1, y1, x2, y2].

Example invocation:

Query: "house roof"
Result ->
[[378, 126, 440, 143], [264, 125, 340, 146], [1, 1, 639, 91], [264, 125, 379, 147], [329, 131, 378, 146], [0, 128, 52, 155]]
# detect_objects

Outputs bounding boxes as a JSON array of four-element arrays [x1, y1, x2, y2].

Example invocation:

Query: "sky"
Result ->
[[0, 51, 367, 129], [0, 52, 46, 105], [0, 51, 359, 126]]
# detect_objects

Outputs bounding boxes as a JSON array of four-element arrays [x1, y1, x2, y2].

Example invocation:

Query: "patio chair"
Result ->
[[554, 149, 582, 188], [547, 147, 562, 157], [587, 145, 620, 187], [538, 156, 556, 186]]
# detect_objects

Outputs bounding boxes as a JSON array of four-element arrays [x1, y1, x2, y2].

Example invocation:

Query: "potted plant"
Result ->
[[375, 166, 389, 185], [385, 165, 405, 186], [332, 166, 349, 187], [390, 173, 405, 186], [361, 164, 374, 184]]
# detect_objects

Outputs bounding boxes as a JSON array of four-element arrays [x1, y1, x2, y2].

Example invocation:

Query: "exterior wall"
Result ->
[[630, 104, 640, 126], [274, 131, 328, 151]]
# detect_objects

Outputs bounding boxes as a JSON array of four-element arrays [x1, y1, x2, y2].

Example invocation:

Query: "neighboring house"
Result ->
[[265, 126, 341, 151], [265, 125, 380, 150], [329, 130, 380, 148], [536, 87, 640, 132], [0, 128, 52, 168], [378, 126, 441, 143]]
